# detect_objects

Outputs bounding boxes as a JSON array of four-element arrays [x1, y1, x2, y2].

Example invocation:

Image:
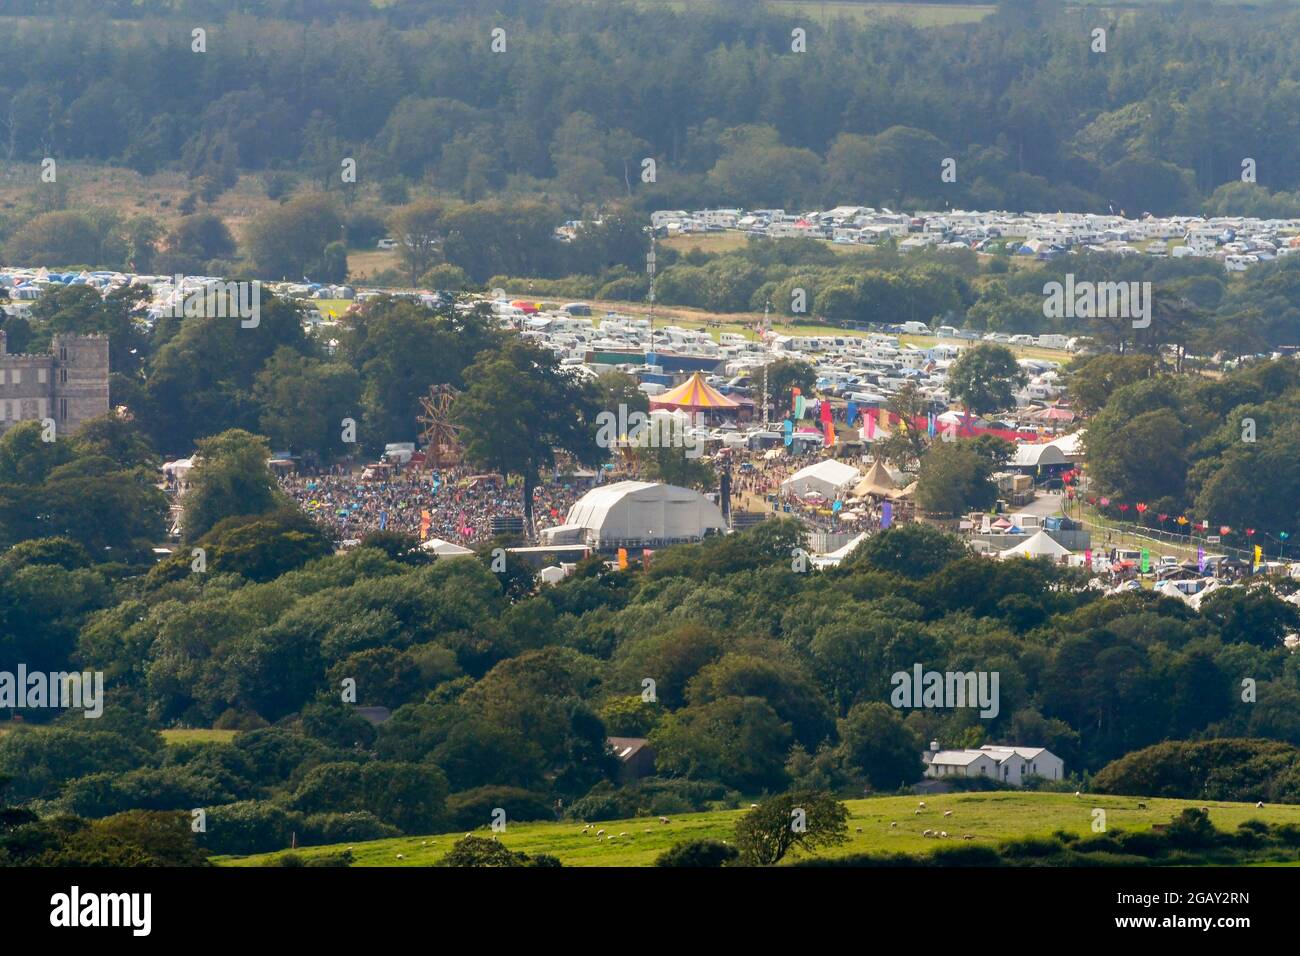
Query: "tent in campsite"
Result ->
[[781, 459, 861, 498], [999, 530, 1071, 560]]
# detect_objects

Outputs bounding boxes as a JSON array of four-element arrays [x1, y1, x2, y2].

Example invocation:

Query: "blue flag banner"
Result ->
[[846, 401, 858, 425], [783, 418, 794, 446], [881, 501, 893, 529]]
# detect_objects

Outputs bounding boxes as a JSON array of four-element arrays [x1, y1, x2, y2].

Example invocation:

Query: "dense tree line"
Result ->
[[5, 1, 1300, 218], [1081, 356, 1300, 534], [4, 512, 1300, 857]]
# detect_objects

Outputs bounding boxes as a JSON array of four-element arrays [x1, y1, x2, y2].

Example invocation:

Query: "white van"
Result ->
[[719, 332, 747, 346], [899, 321, 931, 335]]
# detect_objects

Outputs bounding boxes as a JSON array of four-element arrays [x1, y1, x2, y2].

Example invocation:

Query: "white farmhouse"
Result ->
[[922, 742, 1064, 786]]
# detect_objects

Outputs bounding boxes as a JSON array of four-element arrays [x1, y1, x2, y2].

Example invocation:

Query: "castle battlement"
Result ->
[[0, 330, 110, 435]]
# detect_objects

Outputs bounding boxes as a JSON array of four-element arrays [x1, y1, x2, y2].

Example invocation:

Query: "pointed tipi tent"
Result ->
[[852, 460, 897, 499]]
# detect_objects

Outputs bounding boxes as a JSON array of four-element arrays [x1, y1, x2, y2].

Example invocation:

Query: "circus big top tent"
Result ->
[[649, 371, 743, 420]]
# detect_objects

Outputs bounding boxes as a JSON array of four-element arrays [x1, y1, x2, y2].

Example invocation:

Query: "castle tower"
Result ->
[[51, 334, 110, 433]]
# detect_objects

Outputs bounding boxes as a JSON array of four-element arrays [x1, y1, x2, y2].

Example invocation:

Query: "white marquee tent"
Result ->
[[561, 480, 726, 546], [781, 460, 861, 498]]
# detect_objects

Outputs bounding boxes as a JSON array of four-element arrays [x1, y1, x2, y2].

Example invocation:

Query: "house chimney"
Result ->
[[930, 740, 940, 752]]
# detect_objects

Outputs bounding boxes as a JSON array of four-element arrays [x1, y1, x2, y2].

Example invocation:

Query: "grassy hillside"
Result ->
[[216, 791, 1300, 867]]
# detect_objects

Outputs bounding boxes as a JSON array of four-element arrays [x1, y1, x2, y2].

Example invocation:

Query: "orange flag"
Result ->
[[617, 548, 628, 570], [419, 510, 431, 540]]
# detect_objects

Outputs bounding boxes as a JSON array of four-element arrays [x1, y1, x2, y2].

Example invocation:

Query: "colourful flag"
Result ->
[[881, 501, 892, 529], [1140, 548, 1150, 573], [783, 418, 794, 446], [790, 387, 801, 413], [1254, 545, 1263, 570], [642, 548, 652, 568], [824, 419, 835, 446], [419, 510, 431, 540], [1084, 548, 1092, 568], [1197, 548, 1206, 573], [617, 548, 628, 570], [845, 401, 858, 425]]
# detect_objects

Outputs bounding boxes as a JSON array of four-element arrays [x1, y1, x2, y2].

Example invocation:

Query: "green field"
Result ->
[[216, 791, 1300, 867]]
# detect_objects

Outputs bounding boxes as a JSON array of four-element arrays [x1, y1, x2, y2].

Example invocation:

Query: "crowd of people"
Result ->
[[275, 464, 589, 545]]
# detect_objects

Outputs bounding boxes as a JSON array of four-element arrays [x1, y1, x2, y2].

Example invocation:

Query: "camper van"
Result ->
[[898, 321, 931, 335]]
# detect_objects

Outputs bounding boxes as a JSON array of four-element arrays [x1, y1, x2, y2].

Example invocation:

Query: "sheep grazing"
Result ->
[[596, 829, 606, 836], [922, 829, 933, 836], [914, 809, 922, 815], [1257, 801, 1265, 808], [619, 832, 629, 837], [943, 810, 953, 817], [890, 822, 898, 829], [1136, 803, 1147, 810], [396, 853, 405, 860], [940, 831, 948, 838], [962, 834, 974, 840], [750, 803, 759, 809], [918, 801, 927, 809], [660, 818, 671, 824], [1074, 791, 1082, 797]]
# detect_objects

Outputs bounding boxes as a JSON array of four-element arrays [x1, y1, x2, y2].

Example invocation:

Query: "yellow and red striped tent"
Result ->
[[649, 371, 740, 412]]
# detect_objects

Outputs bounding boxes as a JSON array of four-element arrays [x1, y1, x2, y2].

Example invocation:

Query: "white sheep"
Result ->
[[963, 834, 974, 840], [914, 809, 922, 815], [396, 853, 405, 859], [1257, 801, 1265, 808], [918, 801, 927, 808], [890, 822, 898, 828], [943, 810, 953, 817], [922, 829, 933, 836], [596, 829, 606, 836], [1074, 791, 1082, 797], [940, 831, 948, 838]]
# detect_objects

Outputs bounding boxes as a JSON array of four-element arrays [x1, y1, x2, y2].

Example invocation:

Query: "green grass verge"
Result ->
[[215, 791, 1300, 867]]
